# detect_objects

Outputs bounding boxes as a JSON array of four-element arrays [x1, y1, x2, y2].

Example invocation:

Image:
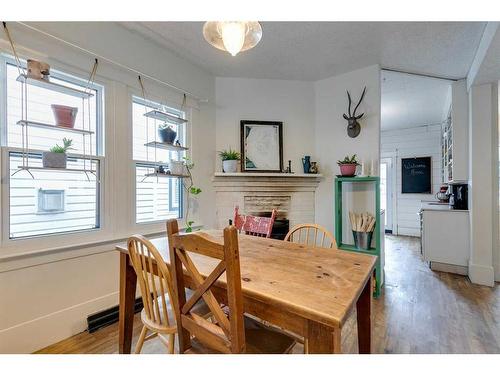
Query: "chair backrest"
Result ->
[[127, 235, 176, 330], [166, 219, 245, 354], [284, 223, 336, 249], [233, 205, 277, 238]]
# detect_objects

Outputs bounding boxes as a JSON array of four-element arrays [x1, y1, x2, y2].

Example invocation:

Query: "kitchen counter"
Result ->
[[420, 201, 468, 212]]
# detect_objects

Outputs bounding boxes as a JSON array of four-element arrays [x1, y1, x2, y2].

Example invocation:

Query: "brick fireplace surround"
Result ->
[[212, 173, 323, 230]]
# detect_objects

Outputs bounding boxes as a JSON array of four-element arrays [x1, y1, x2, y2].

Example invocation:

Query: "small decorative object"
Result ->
[[27, 59, 50, 80], [241, 120, 283, 172], [219, 148, 241, 173], [302, 155, 311, 174], [169, 160, 185, 175], [42, 138, 74, 169], [51, 105, 78, 128], [175, 140, 181, 147], [158, 124, 177, 144], [342, 87, 366, 138], [337, 154, 360, 176], [203, 21, 262, 57], [349, 211, 376, 250], [156, 165, 166, 174], [309, 161, 319, 174], [286, 160, 292, 173]]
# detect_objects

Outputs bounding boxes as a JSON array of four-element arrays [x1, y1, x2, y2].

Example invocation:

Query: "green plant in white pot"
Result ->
[[219, 148, 240, 173], [43, 138, 74, 168]]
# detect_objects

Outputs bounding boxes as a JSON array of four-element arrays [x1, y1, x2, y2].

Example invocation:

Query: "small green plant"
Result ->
[[218, 148, 240, 161], [49, 138, 74, 153], [182, 156, 202, 233], [158, 123, 173, 130], [337, 154, 360, 166]]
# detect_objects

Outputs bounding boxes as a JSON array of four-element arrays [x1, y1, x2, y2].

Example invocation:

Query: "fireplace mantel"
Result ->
[[212, 172, 323, 229]]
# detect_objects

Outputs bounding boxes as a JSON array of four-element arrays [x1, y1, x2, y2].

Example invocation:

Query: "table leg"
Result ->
[[119, 252, 137, 354], [356, 275, 373, 354], [306, 320, 341, 354]]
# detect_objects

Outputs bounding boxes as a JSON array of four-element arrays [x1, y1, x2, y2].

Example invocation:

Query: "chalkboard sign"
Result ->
[[401, 157, 432, 194]]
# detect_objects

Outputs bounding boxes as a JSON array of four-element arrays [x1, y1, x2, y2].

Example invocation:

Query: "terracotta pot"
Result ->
[[339, 163, 357, 176], [51, 105, 78, 128]]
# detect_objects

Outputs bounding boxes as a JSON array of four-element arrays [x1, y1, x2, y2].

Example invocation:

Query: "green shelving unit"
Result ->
[[334, 176, 383, 297]]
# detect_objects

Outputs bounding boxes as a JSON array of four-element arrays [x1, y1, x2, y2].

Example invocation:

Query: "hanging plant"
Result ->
[[182, 156, 202, 232]]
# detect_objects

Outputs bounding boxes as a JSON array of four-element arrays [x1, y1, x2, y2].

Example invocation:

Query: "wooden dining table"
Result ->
[[116, 230, 377, 354]]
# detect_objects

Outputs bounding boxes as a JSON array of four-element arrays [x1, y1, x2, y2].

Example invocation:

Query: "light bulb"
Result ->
[[220, 22, 247, 56]]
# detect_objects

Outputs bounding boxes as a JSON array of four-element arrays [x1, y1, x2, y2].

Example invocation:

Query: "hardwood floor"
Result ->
[[37, 235, 500, 354]]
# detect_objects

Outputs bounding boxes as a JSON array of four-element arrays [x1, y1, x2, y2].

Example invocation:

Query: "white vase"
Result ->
[[169, 160, 185, 175], [222, 160, 238, 173]]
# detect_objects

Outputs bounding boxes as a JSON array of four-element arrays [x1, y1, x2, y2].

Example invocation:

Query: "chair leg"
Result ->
[[304, 338, 309, 354], [135, 326, 148, 354], [168, 334, 175, 354]]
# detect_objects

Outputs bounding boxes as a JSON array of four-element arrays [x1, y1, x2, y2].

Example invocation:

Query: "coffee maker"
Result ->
[[447, 181, 468, 210]]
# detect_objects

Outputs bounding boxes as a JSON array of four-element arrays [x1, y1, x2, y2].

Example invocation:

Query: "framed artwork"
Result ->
[[240, 120, 283, 172]]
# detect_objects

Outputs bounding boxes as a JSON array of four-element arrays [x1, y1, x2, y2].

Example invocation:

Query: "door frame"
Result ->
[[381, 153, 397, 234]]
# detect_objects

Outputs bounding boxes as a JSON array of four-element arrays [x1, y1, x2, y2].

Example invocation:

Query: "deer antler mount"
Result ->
[[342, 87, 366, 138]]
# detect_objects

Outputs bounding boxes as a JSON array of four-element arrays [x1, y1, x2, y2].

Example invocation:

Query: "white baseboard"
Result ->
[[0, 291, 118, 354], [468, 262, 495, 286], [495, 262, 500, 282]]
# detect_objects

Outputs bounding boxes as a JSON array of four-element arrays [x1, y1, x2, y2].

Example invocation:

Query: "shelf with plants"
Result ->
[[334, 176, 383, 297], [17, 120, 95, 135], [17, 74, 94, 98], [144, 141, 189, 152], [143, 172, 190, 179], [144, 110, 188, 125]]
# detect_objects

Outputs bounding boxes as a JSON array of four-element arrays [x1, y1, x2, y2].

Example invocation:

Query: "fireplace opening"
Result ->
[[252, 211, 289, 240]]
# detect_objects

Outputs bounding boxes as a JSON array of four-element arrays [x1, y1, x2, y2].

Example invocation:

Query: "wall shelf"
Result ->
[[144, 141, 188, 152], [17, 120, 95, 135], [15, 165, 97, 174], [144, 110, 187, 124], [17, 74, 94, 99]]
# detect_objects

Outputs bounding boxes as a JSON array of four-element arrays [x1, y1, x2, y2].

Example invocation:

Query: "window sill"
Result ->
[[0, 222, 203, 271]]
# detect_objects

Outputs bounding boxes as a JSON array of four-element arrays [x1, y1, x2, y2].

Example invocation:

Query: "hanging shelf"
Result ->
[[16, 165, 97, 174], [143, 172, 190, 179], [144, 141, 188, 152], [17, 120, 95, 135], [16, 74, 94, 99], [144, 110, 187, 125]]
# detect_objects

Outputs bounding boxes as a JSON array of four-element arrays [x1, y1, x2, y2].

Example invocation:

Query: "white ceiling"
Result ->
[[121, 22, 486, 81], [381, 70, 452, 131]]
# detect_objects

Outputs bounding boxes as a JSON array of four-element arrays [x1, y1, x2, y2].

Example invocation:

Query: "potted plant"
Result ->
[[219, 148, 241, 173], [43, 138, 74, 169], [158, 123, 177, 144], [337, 154, 360, 176]]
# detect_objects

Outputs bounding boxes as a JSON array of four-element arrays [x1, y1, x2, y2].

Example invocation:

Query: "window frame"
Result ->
[[0, 54, 105, 243], [131, 95, 186, 225]]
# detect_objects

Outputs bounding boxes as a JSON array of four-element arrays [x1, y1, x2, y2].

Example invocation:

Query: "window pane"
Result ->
[[6, 63, 100, 155], [136, 165, 181, 223], [9, 152, 100, 238]]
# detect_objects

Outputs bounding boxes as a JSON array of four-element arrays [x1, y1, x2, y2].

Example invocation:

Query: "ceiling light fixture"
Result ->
[[203, 21, 262, 57]]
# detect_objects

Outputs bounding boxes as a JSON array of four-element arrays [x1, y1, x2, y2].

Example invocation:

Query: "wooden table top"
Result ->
[[116, 230, 376, 329]]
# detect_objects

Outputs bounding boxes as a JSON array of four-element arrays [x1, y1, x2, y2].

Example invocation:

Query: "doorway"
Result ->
[[380, 157, 394, 233]]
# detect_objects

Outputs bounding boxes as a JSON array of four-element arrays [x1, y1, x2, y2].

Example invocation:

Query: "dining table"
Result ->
[[115, 230, 377, 354]]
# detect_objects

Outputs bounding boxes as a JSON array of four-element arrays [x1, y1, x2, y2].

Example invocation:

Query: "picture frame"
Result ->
[[401, 156, 432, 194], [240, 120, 283, 173]]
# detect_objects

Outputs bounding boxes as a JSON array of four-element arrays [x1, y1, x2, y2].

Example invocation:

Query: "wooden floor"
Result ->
[[37, 235, 500, 354]]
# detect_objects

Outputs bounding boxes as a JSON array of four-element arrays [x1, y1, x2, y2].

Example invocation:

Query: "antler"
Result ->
[[352, 87, 366, 118], [346, 90, 352, 117]]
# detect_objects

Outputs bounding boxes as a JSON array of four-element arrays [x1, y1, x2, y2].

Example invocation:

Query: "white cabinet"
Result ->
[[421, 207, 469, 274]]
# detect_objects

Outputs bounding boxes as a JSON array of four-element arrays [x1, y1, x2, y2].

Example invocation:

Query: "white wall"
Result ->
[[215, 77, 315, 173], [0, 22, 216, 353], [381, 125, 442, 236], [314, 65, 381, 234]]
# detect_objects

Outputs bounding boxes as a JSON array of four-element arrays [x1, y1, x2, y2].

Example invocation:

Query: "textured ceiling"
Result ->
[[121, 21, 486, 81], [381, 70, 452, 131]]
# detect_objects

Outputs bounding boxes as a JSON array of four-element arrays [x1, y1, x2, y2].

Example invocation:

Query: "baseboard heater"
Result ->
[[87, 297, 143, 333]]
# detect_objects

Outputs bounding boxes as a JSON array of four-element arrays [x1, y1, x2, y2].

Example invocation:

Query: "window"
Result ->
[[2, 56, 103, 239], [132, 96, 184, 223]]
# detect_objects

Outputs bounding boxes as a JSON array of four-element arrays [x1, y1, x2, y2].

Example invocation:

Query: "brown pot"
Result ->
[[51, 105, 78, 128]]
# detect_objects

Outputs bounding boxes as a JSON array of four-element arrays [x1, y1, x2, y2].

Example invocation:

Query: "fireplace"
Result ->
[[249, 211, 290, 240]]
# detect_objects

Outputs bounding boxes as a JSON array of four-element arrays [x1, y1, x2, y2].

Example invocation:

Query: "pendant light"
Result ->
[[203, 21, 262, 57]]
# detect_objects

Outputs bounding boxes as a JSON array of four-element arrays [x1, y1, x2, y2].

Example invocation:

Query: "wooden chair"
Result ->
[[127, 235, 208, 354], [284, 223, 336, 249], [233, 205, 277, 238], [166, 219, 296, 354]]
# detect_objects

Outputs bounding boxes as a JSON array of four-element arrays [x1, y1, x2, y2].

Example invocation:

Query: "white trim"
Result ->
[[468, 262, 495, 286], [466, 22, 500, 89]]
